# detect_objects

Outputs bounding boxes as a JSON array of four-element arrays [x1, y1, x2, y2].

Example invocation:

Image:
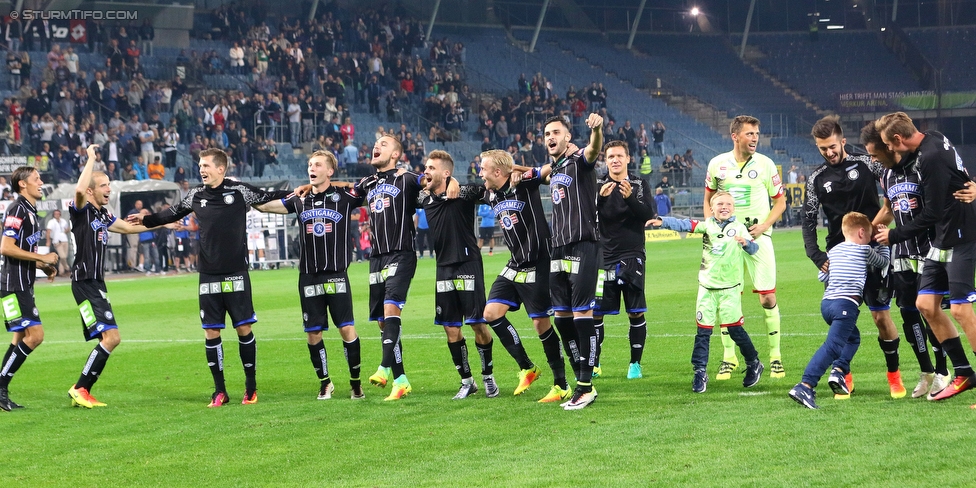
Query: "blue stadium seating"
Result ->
[[905, 26, 976, 91], [743, 31, 923, 109]]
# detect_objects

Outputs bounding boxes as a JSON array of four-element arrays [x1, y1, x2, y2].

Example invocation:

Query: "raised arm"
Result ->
[[583, 113, 603, 165], [75, 144, 100, 209]]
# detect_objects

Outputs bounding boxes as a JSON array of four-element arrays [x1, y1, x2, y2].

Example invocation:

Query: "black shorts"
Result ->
[[550, 240, 601, 312], [919, 241, 976, 305], [299, 271, 354, 332], [368, 251, 418, 321], [863, 263, 892, 312], [198, 271, 257, 329], [487, 256, 552, 319], [1, 290, 41, 333], [72, 280, 118, 341], [479, 227, 495, 240], [890, 258, 922, 311], [596, 257, 647, 315], [435, 259, 487, 326]]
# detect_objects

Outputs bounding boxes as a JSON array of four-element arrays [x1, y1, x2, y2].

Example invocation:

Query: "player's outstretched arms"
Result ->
[[108, 218, 168, 235], [254, 199, 289, 214]]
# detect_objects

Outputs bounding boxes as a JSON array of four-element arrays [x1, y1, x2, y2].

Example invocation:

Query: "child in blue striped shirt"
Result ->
[[789, 212, 890, 409]]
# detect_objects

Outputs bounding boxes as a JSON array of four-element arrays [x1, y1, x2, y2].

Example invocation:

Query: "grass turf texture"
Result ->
[[2, 229, 972, 486]]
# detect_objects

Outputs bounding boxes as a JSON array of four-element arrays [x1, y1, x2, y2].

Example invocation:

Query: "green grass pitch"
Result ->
[[2, 229, 972, 487]]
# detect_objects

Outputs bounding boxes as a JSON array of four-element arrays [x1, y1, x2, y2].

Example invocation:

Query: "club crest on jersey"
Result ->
[[372, 197, 391, 212], [223, 193, 235, 204], [331, 193, 340, 202], [895, 198, 918, 213], [726, 228, 737, 238], [848, 169, 859, 180], [747, 170, 758, 179], [306, 222, 333, 236], [500, 212, 520, 230], [551, 187, 566, 204]]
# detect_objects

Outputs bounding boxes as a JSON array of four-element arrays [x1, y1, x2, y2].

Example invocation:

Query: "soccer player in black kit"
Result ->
[[802, 116, 905, 399], [479, 149, 571, 402], [67, 145, 165, 408], [861, 123, 951, 399], [256, 151, 366, 400], [421, 149, 501, 399], [524, 113, 604, 410], [875, 112, 976, 401], [128, 148, 290, 407], [0, 166, 59, 411], [594, 140, 656, 380], [355, 135, 424, 401]]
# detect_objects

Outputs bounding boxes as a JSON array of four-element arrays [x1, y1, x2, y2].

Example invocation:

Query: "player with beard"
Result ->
[[875, 112, 976, 401], [353, 135, 424, 401], [67, 145, 166, 408], [861, 123, 956, 398], [420, 150, 505, 399], [704, 115, 786, 380], [593, 140, 656, 380], [522, 113, 603, 410], [256, 151, 366, 400], [128, 149, 291, 407], [479, 149, 570, 402], [0, 166, 59, 411], [803, 116, 904, 399]]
